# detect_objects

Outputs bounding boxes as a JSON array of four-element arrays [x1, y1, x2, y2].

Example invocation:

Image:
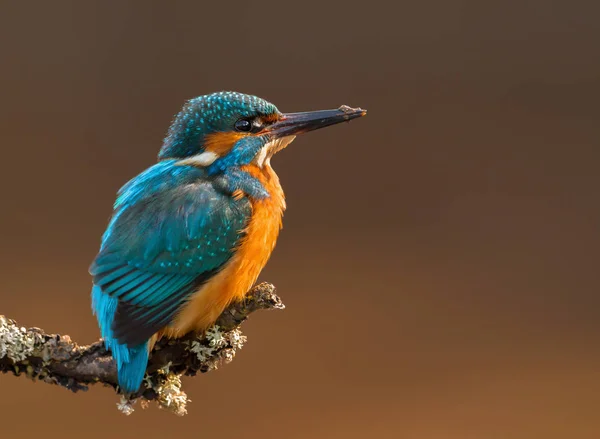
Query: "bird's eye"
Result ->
[[235, 119, 252, 132]]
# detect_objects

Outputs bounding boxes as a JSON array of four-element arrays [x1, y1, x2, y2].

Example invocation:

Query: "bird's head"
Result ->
[[159, 91, 366, 173]]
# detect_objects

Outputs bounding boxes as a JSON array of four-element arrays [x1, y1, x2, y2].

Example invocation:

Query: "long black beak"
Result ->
[[266, 105, 367, 138]]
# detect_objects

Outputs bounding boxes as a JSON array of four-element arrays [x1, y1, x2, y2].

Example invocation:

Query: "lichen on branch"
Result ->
[[0, 282, 284, 416]]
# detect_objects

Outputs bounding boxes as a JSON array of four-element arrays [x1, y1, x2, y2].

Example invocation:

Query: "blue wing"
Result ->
[[90, 160, 251, 347]]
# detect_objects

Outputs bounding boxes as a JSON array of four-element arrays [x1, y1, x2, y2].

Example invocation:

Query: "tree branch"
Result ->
[[0, 282, 284, 415]]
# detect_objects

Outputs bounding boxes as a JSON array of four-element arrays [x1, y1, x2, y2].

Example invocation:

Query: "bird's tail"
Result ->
[[91, 285, 149, 393]]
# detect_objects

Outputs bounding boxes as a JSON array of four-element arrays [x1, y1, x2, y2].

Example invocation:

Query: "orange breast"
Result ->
[[161, 164, 285, 338]]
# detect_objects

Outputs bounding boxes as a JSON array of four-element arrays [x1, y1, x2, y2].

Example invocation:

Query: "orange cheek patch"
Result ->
[[204, 132, 249, 155], [261, 113, 281, 123]]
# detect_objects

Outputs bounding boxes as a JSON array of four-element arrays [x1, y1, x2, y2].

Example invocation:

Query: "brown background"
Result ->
[[1, 1, 599, 438]]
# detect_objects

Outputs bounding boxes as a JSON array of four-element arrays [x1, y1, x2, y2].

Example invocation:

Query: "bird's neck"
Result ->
[[240, 163, 286, 214]]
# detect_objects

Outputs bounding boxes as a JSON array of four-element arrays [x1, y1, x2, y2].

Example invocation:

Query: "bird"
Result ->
[[90, 91, 366, 393]]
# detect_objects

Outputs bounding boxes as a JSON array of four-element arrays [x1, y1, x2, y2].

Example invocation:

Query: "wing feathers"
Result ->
[[90, 162, 251, 347]]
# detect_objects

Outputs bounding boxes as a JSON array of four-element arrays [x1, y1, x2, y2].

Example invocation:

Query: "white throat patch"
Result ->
[[255, 135, 296, 168], [175, 135, 296, 169]]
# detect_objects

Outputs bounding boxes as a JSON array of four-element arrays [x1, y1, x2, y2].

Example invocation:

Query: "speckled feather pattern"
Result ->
[[90, 161, 253, 340], [90, 92, 285, 393], [163, 163, 285, 338], [159, 91, 279, 160]]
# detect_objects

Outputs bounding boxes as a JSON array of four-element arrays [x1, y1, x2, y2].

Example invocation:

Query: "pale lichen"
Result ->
[[155, 374, 188, 416], [1, 282, 281, 417], [143, 373, 154, 389], [189, 340, 214, 362], [189, 326, 246, 366], [2, 317, 247, 416], [159, 360, 173, 374], [189, 324, 226, 362], [116, 396, 136, 416], [205, 325, 226, 348], [0, 316, 43, 362], [228, 329, 247, 350], [217, 348, 235, 365]]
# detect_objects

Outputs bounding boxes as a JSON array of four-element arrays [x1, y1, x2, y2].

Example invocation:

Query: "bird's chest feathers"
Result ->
[[166, 164, 285, 336], [234, 164, 285, 280]]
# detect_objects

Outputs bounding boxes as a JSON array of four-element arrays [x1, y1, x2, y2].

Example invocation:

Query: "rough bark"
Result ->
[[0, 282, 284, 415]]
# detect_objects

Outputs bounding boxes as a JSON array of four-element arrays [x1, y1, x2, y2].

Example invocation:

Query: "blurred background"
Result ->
[[1, 1, 599, 438]]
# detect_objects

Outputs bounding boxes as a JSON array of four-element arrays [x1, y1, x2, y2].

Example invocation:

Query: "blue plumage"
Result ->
[[159, 92, 279, 160], [90, 159, 252, 392], [91, 286, 148, 392], [90, 91, 366, 394]]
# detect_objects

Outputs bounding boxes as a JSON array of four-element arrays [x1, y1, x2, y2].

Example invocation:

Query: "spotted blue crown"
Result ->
[[159, 91, 280, 159]]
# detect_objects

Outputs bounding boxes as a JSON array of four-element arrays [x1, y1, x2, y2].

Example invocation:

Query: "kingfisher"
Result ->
[[90, 91, 366, 393]]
